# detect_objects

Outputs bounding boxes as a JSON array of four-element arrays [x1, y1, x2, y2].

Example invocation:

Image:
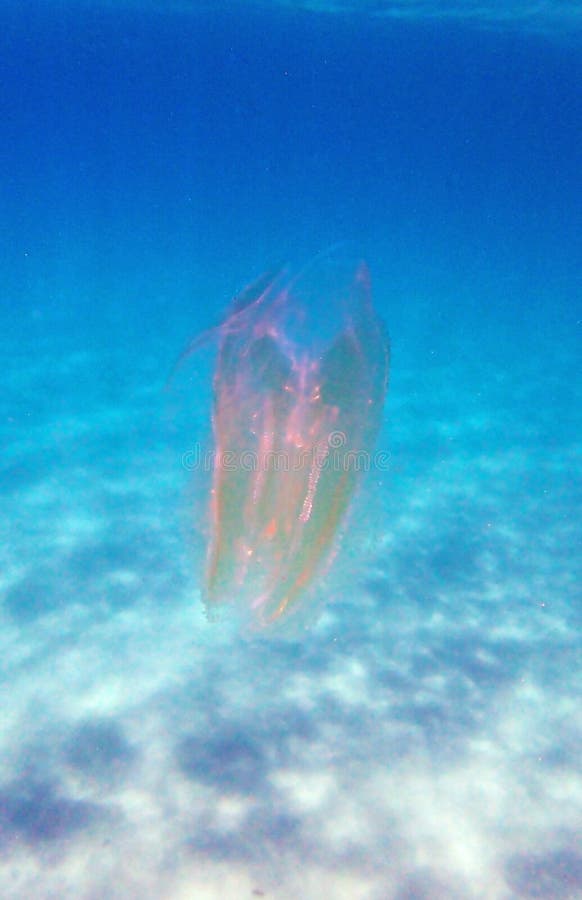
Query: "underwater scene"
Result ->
[[1, 2, 580, 898]]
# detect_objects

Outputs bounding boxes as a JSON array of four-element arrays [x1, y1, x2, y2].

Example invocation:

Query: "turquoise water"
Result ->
[[1, 3, 580, 897]]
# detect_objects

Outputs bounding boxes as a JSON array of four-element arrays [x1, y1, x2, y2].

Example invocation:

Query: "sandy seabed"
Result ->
[[0, 322, 580, 900]]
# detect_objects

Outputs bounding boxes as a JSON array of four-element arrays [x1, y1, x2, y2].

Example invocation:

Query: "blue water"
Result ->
[[1, 3, 581, 898]]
